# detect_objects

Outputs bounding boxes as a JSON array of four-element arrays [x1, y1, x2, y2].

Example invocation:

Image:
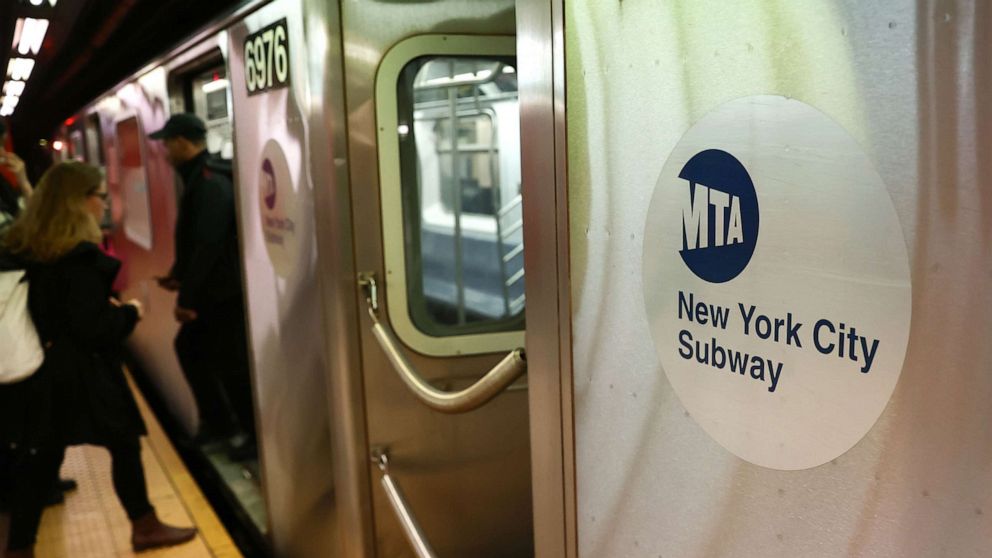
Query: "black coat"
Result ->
[[0, 242, 145, 452], [0, 174, 20, 217], [171, 151, 242, 311]]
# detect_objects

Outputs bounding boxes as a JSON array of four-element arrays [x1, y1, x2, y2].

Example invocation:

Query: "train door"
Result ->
[[226, 1, 337, 556], [338, 2, 531, 556], [165, 46, 271, 538]]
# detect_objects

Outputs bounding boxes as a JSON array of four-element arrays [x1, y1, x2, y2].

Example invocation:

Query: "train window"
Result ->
[[115, 116, 154, 250], [69, 130, 85, 162], [190, 67, 234, 159], [401, 57, 523, 331], [377, 35, 522, 356], [82, 114, 111, 227], [84, 113, 105, 166]]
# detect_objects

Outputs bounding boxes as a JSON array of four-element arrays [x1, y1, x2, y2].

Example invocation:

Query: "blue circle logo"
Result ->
[[678, 149, 759, 283]]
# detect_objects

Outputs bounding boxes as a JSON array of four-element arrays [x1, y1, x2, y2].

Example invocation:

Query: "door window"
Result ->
[[399, 56, 523, 335], [376, 35, 523, 355]]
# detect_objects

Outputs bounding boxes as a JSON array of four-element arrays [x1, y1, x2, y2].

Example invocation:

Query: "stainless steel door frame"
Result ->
[[517, 0, 577, 556], [302, 0, 376, 555]]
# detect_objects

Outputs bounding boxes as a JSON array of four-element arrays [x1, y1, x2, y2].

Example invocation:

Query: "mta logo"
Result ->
[[682, 182, 744, 249], [678, 149, 759, 283]]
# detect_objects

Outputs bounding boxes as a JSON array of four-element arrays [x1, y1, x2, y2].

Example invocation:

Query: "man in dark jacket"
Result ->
[[149, 114, 255, 459]]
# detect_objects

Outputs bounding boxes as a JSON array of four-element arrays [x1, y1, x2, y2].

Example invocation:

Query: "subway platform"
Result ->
[[0, 374, 241, 558]]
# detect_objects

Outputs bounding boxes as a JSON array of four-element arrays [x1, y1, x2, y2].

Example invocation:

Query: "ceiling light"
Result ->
[[3, 81, 26, 97], [49, 0, 58, 6], [6, 59, 35, 81], [1, 96, 20, 109], [52, 140, 64, 151], [11, 19, 22, 49], [30, 0, 44, 6], [15, 18, 49, 56], [0, 107, 13, 117]]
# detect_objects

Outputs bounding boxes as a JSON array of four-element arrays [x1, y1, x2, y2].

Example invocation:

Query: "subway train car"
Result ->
[[53, 0, 990, 557], [58, 0, 528, 556]]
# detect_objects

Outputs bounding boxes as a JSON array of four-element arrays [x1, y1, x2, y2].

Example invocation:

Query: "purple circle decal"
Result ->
[[262, 158, 276, 209]]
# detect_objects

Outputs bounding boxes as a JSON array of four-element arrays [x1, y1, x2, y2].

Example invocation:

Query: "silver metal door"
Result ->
[[227, 1, 337, 555], [339, 2, 533, 556]]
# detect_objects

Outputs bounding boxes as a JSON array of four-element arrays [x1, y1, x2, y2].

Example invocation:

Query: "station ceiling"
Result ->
[[1, 0, 243, 147]]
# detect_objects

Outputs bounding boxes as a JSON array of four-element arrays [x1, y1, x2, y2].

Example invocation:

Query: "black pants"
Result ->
[[0, 446, 13, 510], [6, 442, 153, 550], [174, 298, 255, 440]]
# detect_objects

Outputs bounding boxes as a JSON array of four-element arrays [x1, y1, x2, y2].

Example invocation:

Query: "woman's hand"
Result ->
[[111, 296, 144, 319], [126, 299, 144, 320]]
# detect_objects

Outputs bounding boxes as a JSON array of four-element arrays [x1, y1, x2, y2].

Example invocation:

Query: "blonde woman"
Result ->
[[0, 162, 195, 557]]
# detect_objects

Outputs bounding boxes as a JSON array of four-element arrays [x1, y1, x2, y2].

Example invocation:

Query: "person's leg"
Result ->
[[107, 440, 197, 551], [175, 321, 238, 439], [107, 441, 152, 520], [0, 445, 12, 510], [202, 300, 257, 461], [223, 367, 257, 461], [219, 300, 256, 443], [43, 446, 71, 506], [6, 447, 64, 552]]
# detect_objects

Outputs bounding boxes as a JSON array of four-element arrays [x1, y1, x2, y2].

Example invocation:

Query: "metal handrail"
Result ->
[[359, 272, 527, 414], [373, 451, 437, 558]]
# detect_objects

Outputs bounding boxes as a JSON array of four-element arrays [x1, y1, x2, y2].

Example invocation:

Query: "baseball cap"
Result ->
[[148, 113, 206, 140]]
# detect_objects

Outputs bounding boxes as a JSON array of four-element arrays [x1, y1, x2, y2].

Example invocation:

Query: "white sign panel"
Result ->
[[642, 95, 912, 470], [121, 167, 152, 250], [258, 139, 299, 276]]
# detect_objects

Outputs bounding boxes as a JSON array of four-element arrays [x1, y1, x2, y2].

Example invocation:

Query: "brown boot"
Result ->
[[130, 511, 197, 552]]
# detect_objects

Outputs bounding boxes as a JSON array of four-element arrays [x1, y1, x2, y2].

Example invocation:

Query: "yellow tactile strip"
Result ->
[[1, 371, 241, 558]]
